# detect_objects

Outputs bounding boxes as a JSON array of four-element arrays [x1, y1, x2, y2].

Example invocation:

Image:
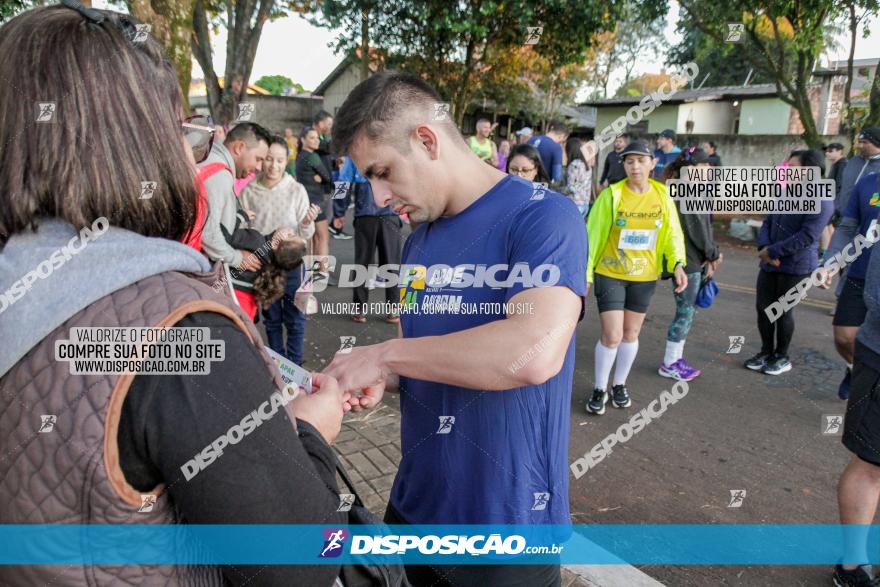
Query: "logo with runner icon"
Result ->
[[319, 528, 348, 558]]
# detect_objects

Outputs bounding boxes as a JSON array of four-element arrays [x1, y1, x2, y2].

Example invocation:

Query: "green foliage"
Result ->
[[670, 11, 774, 87], [311, 0, 662, 124], [254, 74, 305, 95]]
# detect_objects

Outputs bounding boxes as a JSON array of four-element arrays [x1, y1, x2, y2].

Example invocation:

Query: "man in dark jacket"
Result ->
[[600, 133, 629, 188], [825, 172, 880, 401], [332, 156, 402, 323]]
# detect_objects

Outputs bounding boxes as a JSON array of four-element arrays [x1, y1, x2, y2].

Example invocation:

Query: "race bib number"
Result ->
[[266, 347, 312, 394], [618, 229, 657, 251]]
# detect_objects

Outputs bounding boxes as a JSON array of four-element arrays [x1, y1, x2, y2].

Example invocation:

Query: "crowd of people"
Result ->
[[5, 4, 880, 587]]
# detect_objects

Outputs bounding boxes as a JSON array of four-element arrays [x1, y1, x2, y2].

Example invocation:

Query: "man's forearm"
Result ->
[[383, 313, 575, 391]]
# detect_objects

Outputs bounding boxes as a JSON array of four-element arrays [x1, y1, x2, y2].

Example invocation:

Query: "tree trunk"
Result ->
[[129, 0, 195, 113], [843, 2, 858, 154], [866, 60, 880, 128], [192, 0, 274, 125], [360, 6, 370, 82]]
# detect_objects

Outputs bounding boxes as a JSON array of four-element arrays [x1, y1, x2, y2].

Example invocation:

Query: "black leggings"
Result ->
[[756, 270, 809, 358]]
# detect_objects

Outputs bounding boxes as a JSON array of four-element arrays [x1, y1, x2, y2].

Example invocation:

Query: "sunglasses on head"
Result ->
[[183, 115, 215, 164]]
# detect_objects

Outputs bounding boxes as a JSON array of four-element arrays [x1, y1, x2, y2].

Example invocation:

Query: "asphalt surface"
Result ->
[[298, 216, 850, 587]]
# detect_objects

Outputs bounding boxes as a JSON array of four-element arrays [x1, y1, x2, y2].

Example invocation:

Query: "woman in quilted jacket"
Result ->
[[0, 5, 362, 586]]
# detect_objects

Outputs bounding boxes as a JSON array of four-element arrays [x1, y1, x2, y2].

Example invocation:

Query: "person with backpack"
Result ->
[[658, 148, 722, 381]]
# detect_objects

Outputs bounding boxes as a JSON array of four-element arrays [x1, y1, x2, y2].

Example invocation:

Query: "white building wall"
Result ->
[[676, 101, 736, 134]]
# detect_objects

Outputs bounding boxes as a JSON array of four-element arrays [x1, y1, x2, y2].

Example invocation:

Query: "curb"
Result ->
[[563, 564, 666, 587]]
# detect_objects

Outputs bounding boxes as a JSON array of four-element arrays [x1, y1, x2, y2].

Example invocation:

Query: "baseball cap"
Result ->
[[824, 142, 845, 151], [858, 127, 880, 147], [515, 127, 533, 136], [621, 140, 653, 158], [658, 129, 677, 140]]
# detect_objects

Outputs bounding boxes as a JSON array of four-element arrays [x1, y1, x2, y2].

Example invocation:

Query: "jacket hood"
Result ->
[[0, 218, 211, 377]]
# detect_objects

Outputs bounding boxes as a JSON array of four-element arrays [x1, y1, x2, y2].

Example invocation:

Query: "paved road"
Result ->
[[294, 219, 849, 587]]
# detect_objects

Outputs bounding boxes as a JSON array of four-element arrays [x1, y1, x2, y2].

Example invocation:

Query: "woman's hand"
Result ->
[[291, 373, 350, 444], [758, 247, 781, 267], [302, 204, 321, 226], [673, 265, 688, 294]]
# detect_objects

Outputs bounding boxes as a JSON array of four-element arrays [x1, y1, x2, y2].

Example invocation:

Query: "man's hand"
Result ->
[[313, 174, 322, 184], [237, 250, 262, 271], [302, 204, 321, 226], [332, 217, 345, 230], [244, 209, 256, 221], [673, 265, 688, 294], [290, 373, 350, 444], [323, 343, 391, 411]]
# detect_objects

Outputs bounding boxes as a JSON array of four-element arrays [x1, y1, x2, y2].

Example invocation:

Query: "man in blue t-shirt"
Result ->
[[653, 128, 681, 179], [528, 119, 568, 184], [826, 172, 880, 400], [325, 72, 587, 587]]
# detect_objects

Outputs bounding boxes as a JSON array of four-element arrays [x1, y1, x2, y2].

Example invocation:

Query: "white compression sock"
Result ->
[[613, 339, 640, 386], [594, 341, 618, 391], [664, 340, 685, 366]]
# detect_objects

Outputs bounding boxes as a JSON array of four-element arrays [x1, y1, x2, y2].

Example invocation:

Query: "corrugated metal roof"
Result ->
[[581, 83, 782, 106]]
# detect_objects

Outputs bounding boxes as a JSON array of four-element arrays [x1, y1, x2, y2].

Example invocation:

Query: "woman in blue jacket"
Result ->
[[745, 149, 834, 375]]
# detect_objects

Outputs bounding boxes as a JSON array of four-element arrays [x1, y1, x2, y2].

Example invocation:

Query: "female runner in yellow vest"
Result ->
[[584, 140, 687, 415]]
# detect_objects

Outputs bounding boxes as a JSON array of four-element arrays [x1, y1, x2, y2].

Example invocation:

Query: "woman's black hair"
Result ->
[[565, 137, 586, 166], [506, 144, 550, 183], [268, 134, 289, 157], [663, 147, 709, 181], [790, 149, 826, 176]]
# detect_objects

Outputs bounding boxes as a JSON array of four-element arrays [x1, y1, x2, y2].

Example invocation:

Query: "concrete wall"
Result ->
[[322, 65, 365, 116], [677, 101, 735, 134], [645, 105, 678, 134], [235, 94, 325, 135], [592, 133, 849, 183], [739, 98, 791, 135], [594, 103, 679, 138]]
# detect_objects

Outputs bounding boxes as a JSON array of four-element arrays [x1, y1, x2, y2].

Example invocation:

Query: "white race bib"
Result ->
[[618, 229, 657, 251]]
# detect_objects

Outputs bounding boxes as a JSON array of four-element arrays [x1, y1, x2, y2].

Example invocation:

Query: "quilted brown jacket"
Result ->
[[0, 264, 290, 586]]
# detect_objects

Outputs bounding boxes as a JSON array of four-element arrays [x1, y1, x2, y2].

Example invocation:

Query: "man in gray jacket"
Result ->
[[199, 122, 271, 271], [837, 127, 880, 215]]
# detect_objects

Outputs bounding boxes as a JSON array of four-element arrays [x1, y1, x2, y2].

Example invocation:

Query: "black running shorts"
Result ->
[[593, 273, 657, 314], [843, 357, 880, 467], [833, 277, 867, 327]]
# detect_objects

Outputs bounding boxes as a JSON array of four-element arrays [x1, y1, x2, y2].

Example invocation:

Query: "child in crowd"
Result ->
[[222, 208, 307, 318]]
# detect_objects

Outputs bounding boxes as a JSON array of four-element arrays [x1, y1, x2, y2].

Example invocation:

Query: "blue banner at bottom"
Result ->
[[1, 524, 878, 565]]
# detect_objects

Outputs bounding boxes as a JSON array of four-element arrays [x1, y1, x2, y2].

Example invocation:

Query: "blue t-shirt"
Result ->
[[528, 135, 564, 183], [841, 172, 880, 280], [653, 146, 681, 179], [392, 175, 588, 525]]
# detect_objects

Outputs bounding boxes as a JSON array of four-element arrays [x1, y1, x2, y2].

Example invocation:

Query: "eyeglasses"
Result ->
[[509, 167, 536, 176], [183, 115, 215, 164]]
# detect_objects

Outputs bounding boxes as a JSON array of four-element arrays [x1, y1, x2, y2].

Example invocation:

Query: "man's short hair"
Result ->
[[313, 109, 333, 125], [618, 132, 630, 140], [226, 122, 272, 148], [476, 118, 491, 125], [547, 119, 569, 134], [332, 71, 462, 155]]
